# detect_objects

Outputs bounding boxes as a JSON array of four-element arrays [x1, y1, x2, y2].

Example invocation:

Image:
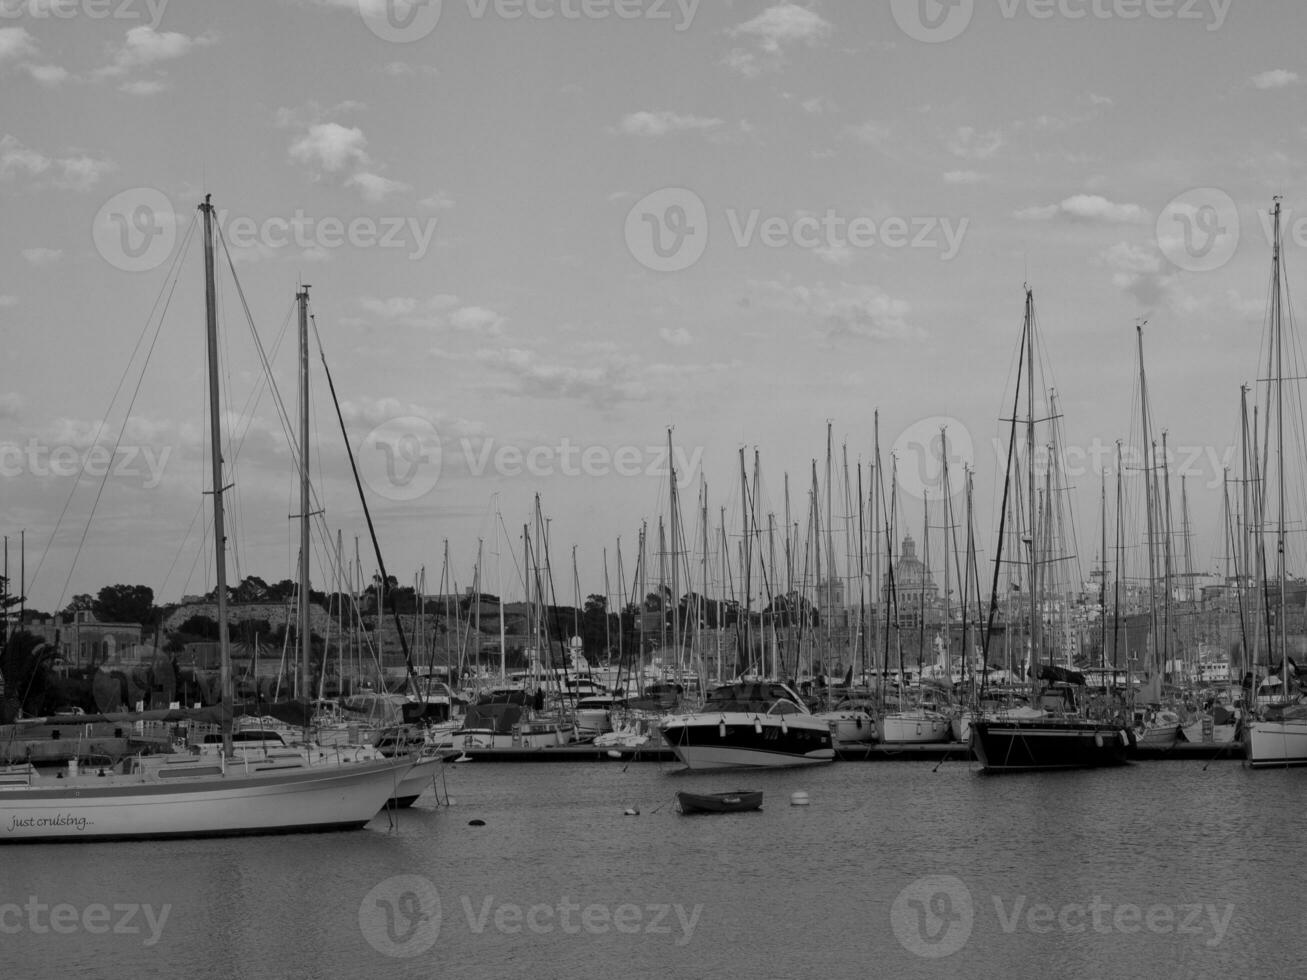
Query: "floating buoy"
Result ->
[[607, 749, 623, 759], [468, 819, 486, 827], [623, 807, 640, 816], [790, 791, 810, 806]]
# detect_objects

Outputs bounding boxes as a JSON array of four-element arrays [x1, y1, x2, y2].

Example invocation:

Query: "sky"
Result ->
[[3, 0, 1307, 616]]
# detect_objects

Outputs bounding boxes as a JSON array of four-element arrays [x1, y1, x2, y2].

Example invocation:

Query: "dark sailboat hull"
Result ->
[[970, 719, 1132, 773]]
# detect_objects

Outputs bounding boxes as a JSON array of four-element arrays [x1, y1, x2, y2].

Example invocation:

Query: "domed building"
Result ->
[[882, 534, 939, 629]]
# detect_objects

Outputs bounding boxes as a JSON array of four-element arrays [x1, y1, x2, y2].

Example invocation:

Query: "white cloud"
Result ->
[[659, 326, 693, 347], [0, 294, 17, 308], [22, 247, 63, 266], [616, 111, 724, 137], [98, 26, 214, 78], [814, 244, 855, 267], [0, 137, 114, 191], [419, 190, 456, 210], [27, 63, 69, 85], [1016, 194, 1147, 224], [289, 123, 370, 173], [120, 79, 168, 95], [1251, 69, 1299, 90], [346, 171, 410, 202], [0, 26, 37, 65], [723, 2, 832, 76], [449, 306, 506, 335], [945, 126, 1004, 160], [752, 279, 920, 343], [842, 120, 891, 146], [943, 170, 985, 184]]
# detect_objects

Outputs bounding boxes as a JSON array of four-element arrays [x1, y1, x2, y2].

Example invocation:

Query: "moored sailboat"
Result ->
[[659, 680, 835, 769], [0, 197, 411, 842]]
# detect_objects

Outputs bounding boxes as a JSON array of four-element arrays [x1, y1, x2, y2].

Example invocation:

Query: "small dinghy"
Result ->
[[674, 790, 763, 815]]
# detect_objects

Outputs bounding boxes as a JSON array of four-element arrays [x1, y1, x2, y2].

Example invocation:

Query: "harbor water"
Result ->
[[4, 758, 1302, 980]]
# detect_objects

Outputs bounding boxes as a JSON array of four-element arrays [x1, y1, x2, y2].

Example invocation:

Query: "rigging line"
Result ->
[[49, 220, 200, 612], [30, 216, 198, 600]]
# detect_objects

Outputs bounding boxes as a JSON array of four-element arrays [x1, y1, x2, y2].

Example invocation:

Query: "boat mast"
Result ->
[[1272, 198, 1288, 696], [1137, 322, 1159, 701], [1025, 287, 1039, 699], [297, 285, 312, 709], [199, 197, 234, 758]]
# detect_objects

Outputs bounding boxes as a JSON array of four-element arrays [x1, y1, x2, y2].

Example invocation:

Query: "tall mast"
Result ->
[[1137, 322, 1159, 697], [668, 427, 680, 668], [200, 196, 233, 758], [1025, 288, 1039, 695], [1272, 198, 1288, 691], [297, 285, 311, 707]]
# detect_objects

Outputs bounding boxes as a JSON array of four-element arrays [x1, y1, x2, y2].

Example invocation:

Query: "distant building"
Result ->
[[883, 534, 939, 629], [25, 611, 144, 667]]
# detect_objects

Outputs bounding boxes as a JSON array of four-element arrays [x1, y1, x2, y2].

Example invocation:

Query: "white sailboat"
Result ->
[[1245, 198, 1307, 768], [0, 197, 412, 841]]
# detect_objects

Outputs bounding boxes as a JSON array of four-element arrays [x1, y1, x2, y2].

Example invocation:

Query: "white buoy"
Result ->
[[623, 807, 640, 816], [790, 791, 810, 806], [607, 749, 623, 759]]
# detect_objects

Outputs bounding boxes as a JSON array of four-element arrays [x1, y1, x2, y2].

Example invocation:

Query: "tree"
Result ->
[[92, 584, 155, 627], [61, 594, 95, 618]]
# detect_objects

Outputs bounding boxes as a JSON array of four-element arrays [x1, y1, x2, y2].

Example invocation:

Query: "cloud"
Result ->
[[27, 63, 69, 85], [659, 326, 693, 347], [289, 122, 370, 173], [945, 126, 1004, 160], [22, 247, 63, 266], [0, 136, 115, 191], [1251, 69, 1299, 90], [0, 294, 17, 308], [842, 120, 891, 146], [471, 347, 646, 409], [1016, 194, 1147, 224], [616, 111, 724, 137], [751, 279, 921, 343], [0, 26, 38, 65], [419, 190, 455, 210], [724, 3, 832, 76], [448, 306, 506, 335], [98, 26, 214, 78], [943, 170, 985, 184], [814, 244, 855, 267], [346, 171, 410, 202], [119, 78, 168, 95]]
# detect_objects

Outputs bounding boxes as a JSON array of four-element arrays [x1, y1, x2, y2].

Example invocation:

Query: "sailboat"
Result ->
[[969, 288, 1132, 772], [1245, 199, 1307, 767], [0, 197, 413, 842]]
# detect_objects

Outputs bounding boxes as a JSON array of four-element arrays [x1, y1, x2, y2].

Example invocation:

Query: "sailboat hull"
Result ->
[[1246, 718, 1307, 767], [970, 719, 1132, 772], [660, 712, 835, 769], [0, 757, 412, 843]]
